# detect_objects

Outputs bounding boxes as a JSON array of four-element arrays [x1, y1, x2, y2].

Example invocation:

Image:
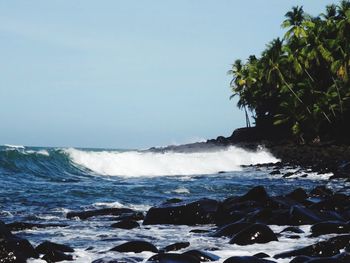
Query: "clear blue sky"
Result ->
[[0, 0, 334, 149]]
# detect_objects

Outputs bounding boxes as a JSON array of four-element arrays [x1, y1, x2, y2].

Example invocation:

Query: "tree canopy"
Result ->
[[229, 1, 350, 143]]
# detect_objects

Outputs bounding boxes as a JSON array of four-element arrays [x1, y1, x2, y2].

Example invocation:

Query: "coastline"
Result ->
[[207, 127, 350, 180]]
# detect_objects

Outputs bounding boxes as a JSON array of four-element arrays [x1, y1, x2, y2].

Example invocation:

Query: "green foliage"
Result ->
[[229, 1, 350, 141]]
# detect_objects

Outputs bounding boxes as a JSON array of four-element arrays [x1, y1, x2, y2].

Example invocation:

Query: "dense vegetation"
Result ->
[[229, 1, 350, 143]]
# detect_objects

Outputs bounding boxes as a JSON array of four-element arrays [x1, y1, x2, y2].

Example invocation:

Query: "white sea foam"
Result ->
[[64, 146, 279, 177]]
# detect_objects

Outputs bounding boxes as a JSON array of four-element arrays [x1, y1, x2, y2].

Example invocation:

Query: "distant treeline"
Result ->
[[229, 1, 350, 143]]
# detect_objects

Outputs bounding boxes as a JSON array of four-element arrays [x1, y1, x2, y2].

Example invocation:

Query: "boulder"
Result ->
[[111, 220, 140, 230], [182, 250, 220, 261], [229, 224, 278, 245], [143, 199, 219, 225], [223, 256, 276, 263], [36, 241, 74, 254], [110, 241, 158, 253], [160, 242, 190, 253]]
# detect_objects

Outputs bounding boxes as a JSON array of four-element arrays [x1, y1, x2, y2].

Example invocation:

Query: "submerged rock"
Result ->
[[6, 222, 68, 231], [160, 242, 190, 253], [110, 241, 158, 253], [111, 220, 140, 229], [67, 207, 134, 220], [229, 223, 278, 245]]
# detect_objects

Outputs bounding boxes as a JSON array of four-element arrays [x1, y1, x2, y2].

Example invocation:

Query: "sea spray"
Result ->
[[65, 146, 279, 177]]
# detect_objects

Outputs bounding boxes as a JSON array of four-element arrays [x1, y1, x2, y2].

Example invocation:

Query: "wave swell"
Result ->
[[65, 146, 279, 177]]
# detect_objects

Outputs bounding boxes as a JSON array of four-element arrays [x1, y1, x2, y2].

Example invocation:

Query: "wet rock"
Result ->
[[92, 257, 121, 263], [0, 220, 12, 238], [229, 223, 278, 245], [113, 212, 145, 221], [311, 221, 350, 237], [143, 198, 219, 225], [280, 226, 304, 234], [110, 241, 158, 253], [269, 170, 281, 175], [289, 256, 312, 263], [211, 222, 251, 237], [282, 172, 294, 178], [111, 220, 140, 230], [182, 250, 220, 261], [223, 256, 276, 263], [92, 257, 141, 263], [238, 186, 270, 202], [6, 222, 68, 231], [289, 205, 322, 225], [36, 241, 74, 254], [253, 253, 270, 258], [310, 186, 333, 198], [42, 250, 73, 262], [309, 194, 350, 212], [285, 188, 308, 203], [274, 240, 340, 259], [67, 208, 134, 220], [0, 236, 39, 261], [189, 229, 210, 233], [160, 242, 190, 252], [147, 253, 199, 263]]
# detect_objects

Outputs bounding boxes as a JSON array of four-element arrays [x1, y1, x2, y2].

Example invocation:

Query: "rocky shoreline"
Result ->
[[207, 127, 350, 180], [2, 184, 350, 262]]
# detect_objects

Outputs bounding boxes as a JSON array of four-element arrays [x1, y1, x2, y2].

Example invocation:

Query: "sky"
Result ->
[[0, 0, 335, 149]]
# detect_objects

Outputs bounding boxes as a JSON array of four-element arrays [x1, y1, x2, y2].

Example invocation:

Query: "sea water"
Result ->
[[0, 144, 348, 262]]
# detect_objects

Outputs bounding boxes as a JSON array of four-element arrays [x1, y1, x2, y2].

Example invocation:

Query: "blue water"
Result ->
[[0, 145, 348, 262]]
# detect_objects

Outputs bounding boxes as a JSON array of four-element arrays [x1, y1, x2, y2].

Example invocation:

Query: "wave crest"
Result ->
[[65, 146, 279, 177]]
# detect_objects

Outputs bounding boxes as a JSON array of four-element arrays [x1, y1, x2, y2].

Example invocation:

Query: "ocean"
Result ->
[[0, 144, 348, 262]]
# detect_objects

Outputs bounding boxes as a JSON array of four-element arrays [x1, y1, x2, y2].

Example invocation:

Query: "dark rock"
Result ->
[[238, 186, 269, 202], [289, 205, 322, 225], [0, 220, 12, 238], [289, 256, 312, 263], [282, 172, 294, 178], [274, 240, 340, 259], [36, 241, 74, 254], [189, 229, 210, 233], [182, 250, 220, 261], [67, 208, 134, 220], [42, 250, 73, 262], [211, 222, 252, 237], [147, 253, 199, 263], [286, 188, 308, 203], [92, 257, 141, 263], [280, 226, 304, 234], [113, 212, 145, 221], [223, 256, 276, 263], [143, 198, 219, 225], [161, 242, 190, 252], [311, 221, 350, 237], [0, 236, 39, 261], [253, 253, 270, 259], [269, 170, 281, 175], [309, 194, 350, 212], [6, 222, 68, 231], [310, 186, 333, 198], [110, 241, 158, 253], [229, 223, 278, 245], [92, 257, 122, 263], [111, 220, 140, 230]]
